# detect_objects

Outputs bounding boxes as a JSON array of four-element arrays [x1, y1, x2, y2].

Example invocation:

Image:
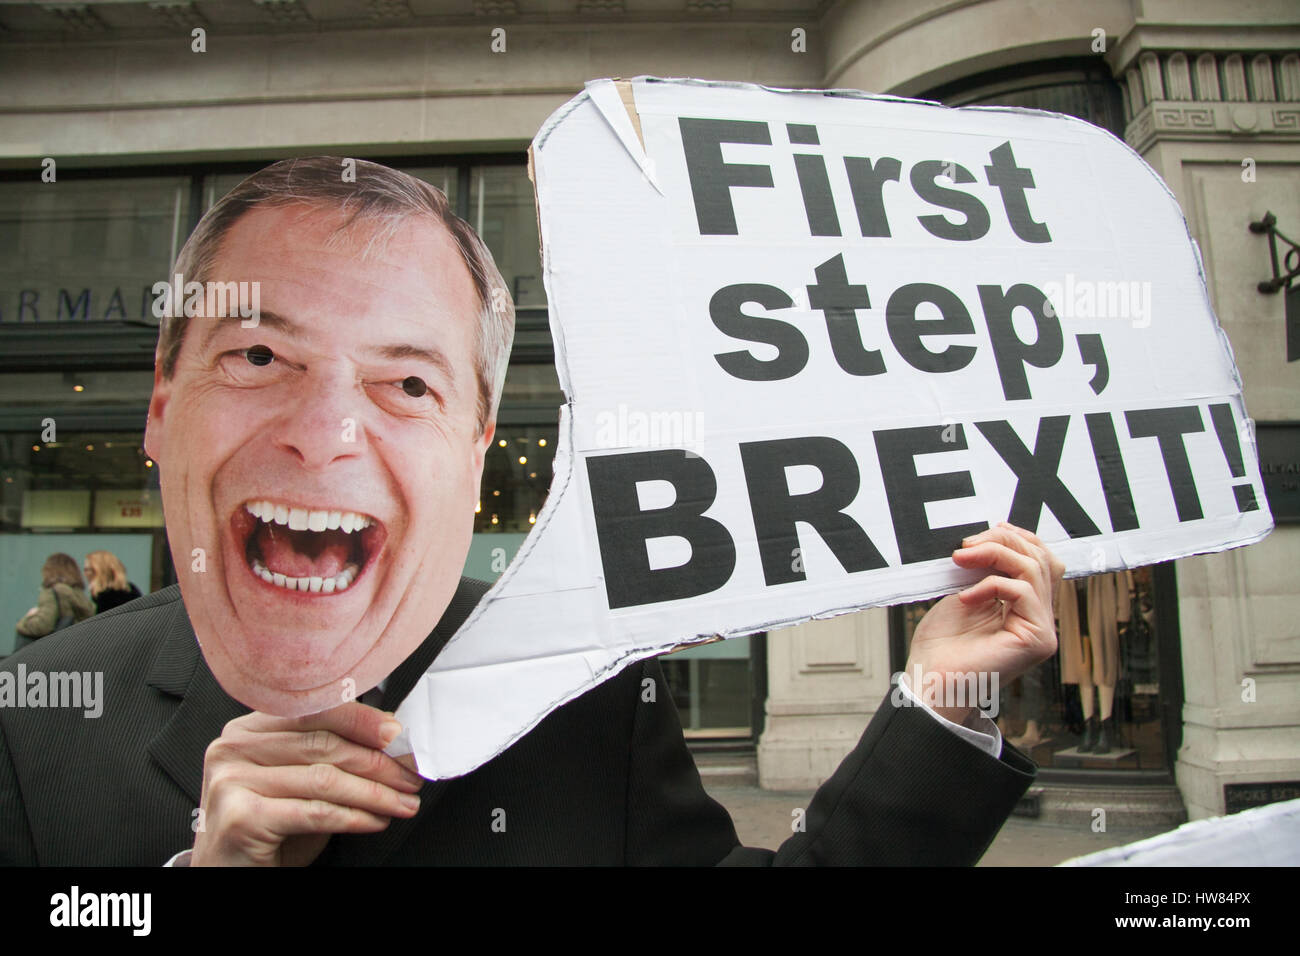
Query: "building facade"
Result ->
[[1, 0, 1295, 821]]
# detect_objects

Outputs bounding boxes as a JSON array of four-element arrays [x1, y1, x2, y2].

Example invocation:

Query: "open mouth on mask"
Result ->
[[231, 500, 387, 595]]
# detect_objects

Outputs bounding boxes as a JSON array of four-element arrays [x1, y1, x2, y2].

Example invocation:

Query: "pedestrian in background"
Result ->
[[13, 553, 94, 652], [84, 550, 142, 614]]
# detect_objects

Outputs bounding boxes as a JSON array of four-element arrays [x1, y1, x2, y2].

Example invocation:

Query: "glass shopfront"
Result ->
[[0, 169, 186, 653], [661, 637, 760, 739], [0, 176, 191, 326], [0, 370, 163, 655], [893, 564, 1181, 774]]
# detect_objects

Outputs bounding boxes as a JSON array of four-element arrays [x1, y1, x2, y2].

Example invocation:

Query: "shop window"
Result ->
[[661, 639, 756, 738], [475, 423, 558, 536], [0, 369, 163, 656], [469, 165, 544, 308], [923, 59, 1127, 137], [896, 568, 1168, 770], [0, 177, 190, 325]]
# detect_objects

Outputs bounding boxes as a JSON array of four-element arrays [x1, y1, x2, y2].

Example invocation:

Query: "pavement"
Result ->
[[705, 784, 1171, 865]]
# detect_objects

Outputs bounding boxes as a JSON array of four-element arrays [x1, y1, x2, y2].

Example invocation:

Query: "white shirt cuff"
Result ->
[[896, 672, 1002, 759]]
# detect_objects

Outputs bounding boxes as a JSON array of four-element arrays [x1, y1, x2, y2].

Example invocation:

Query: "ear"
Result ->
[[143, 360, 173, 465], [472, 419, 496, 476]]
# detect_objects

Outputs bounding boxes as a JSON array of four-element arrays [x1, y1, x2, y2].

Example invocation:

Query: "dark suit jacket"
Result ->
[[0, 578, 1036, 865]]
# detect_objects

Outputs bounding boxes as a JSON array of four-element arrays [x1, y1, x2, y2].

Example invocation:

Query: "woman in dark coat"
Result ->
[[84, 550, 142, 614]]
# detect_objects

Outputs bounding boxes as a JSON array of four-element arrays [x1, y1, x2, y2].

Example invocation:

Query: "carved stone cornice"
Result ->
[[1120, 49, 1300, 152]]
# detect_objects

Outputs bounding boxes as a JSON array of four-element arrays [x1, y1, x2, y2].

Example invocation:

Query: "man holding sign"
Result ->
[[0, 76, 1266, 865], [0, 152, 1056, 866], [390, 78, 1266, 784]]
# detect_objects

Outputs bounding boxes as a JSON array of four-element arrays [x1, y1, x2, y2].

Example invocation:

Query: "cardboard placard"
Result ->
[[392, 77, 1272, 779]]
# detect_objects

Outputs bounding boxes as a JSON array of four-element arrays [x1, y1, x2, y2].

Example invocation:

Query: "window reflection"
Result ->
[[470, 166, 544, 308], [474, 425, 556, 534]]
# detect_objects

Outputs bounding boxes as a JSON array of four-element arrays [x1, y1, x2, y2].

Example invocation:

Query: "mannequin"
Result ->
[[1008, 664, 1048, 750], [1058, 571, 1132, 754]]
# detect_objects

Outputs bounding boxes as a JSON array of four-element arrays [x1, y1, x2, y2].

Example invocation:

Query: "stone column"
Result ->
[[1110, 36, 1300, 818], [757, 609, 893, 790]]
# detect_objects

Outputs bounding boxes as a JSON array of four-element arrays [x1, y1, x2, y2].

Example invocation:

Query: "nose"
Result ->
[[273, 365, 365, 471]]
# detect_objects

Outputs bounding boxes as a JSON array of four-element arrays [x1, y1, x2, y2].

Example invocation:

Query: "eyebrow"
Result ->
[[200, 308, 461, 390], [200, 308, 299, 355], [363, 343, 460, 389]]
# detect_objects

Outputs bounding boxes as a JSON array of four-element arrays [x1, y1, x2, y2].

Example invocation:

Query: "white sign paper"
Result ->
[[393, 77, 1273, 779]]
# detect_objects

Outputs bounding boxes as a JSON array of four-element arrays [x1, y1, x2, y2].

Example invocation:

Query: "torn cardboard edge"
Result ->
[[614, 78, 645, 149]]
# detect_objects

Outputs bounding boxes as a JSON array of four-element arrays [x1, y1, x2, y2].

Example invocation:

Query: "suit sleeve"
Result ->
[[625, 656, 1037, 866], [622, 657, 743, 865]]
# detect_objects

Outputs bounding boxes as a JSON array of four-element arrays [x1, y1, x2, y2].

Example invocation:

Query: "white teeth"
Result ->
[[245, 501, 373, 534], [250, 558, 358, 595], [245, 504, 372, 595]]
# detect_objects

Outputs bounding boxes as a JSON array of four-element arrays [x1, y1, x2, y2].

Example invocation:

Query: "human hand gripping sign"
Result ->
[[906, 522, 1064, 727], [192, 704, 422, 867]]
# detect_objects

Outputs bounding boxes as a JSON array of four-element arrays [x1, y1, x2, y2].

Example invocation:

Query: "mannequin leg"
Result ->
[[1010, 719, 1044, 749], [1098, 684, 1115, 720], [1010, 663, 1047, 749], [1096, 683, 1116, 753], [1079, 679, 1098, 751]]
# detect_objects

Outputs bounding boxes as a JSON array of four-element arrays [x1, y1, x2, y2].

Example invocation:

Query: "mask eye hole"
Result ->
[[401, 375, 428, 398], [245, 345, 274, 367]]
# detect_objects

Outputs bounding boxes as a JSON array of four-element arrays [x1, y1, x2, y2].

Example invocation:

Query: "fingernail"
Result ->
[[379, 720, 402, 747], [400, 766, 423, 787], [399, 793, 421, 811]]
